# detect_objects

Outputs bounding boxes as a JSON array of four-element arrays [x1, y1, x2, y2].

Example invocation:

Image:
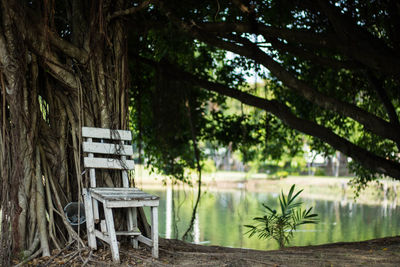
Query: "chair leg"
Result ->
[[128, 207, 139, 249], [83, 190, 97, 250], [104, 206, 120, 263], [151, 206, 159, 258], [93, 198, 100, 223]]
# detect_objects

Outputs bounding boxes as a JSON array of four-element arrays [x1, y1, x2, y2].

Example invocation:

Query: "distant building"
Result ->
[[304, 145, 350, 177]]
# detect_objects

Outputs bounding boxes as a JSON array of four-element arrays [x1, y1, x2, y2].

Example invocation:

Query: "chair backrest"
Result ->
[[82, 127, 134, 188]]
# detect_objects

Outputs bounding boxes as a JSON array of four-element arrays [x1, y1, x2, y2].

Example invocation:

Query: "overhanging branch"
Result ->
[[162, 13, 400, 145], [197, 22, 341, 51], [316, 0, 400, 76], [107, 0, 154, 22], [199, 20, 400, 76], [136, 55, 400, 180], [265, 38, 361, 70]]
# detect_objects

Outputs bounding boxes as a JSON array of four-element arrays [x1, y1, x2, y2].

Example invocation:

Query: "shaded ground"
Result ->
[[20, 236, 400, 266]]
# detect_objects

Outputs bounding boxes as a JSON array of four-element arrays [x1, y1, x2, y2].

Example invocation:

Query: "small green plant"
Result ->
[[245, 184, 318, 249], [275, 170, 289, 179]]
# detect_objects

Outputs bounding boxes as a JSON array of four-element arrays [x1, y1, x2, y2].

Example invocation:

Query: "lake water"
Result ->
[[142, 186, 400, 250]]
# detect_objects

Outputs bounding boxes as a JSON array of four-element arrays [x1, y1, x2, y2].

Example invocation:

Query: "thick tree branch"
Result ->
[[46, 30, 88, 64], [107, 0, 154, 22], [30, 45, 79, 90], [137, 55, 400, 179], [231, 0, 252, 14], [163, 14, 400, 145], [316, 0, 400, 76], [0, 31, 14, 91], [223, 32, 360, 71], [266, 38, 361, 70], [366, 72, 400, 149], [198, 21, 400, 77], [9, 7, 80, 90], [12, 5, 88, 64], [0, 0, 24, 96], [198, 22, 340, 50]]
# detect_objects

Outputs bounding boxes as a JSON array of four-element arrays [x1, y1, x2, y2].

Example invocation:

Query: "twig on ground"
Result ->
[[82, 250, 93, 267], [61, 247, 86, 266], [14, 248, 43, 267], [121, 250, 170, 267], [43, 240, 76, 266], [158, 248, 176, 254]]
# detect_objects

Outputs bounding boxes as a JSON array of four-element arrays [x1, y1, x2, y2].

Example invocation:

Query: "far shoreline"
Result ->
[[134, 166, 400, 207]]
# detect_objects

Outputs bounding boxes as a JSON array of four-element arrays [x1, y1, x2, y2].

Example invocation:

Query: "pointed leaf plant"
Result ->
[[244, 184, 318, 249]]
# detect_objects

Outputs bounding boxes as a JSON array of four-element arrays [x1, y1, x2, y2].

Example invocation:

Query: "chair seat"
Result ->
[[88, 187, 159, 202]]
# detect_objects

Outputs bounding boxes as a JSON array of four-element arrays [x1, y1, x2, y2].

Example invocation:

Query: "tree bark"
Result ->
[[0, 1, 137, 264]]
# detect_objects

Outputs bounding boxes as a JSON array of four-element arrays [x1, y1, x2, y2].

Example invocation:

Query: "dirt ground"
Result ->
[[20, 236, 400, 266]]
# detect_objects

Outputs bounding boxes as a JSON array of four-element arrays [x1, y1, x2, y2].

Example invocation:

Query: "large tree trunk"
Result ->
[[0, 1, 138, 264]]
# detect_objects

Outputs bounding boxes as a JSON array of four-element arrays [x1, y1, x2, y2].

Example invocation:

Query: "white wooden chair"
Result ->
[[82, 127, 159, 263]]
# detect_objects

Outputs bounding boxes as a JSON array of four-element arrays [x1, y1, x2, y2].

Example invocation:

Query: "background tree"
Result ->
[[133, 0, 400, 184]]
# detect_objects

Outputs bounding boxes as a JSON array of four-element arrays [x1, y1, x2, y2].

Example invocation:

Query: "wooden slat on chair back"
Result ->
[[83, 142, 133, 156], [82, 127, 134, 170], [82, 127, 132, 141], [84, 158, 135, 170]]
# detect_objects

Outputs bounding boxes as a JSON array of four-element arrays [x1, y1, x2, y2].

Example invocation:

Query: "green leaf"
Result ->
[[262, 203, 276, 214], [287, 184, 295, 201]]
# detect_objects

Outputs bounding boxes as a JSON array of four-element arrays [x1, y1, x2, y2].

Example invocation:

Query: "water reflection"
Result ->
[[165, 186, 172, 239], [144, 185, 400, 250]]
